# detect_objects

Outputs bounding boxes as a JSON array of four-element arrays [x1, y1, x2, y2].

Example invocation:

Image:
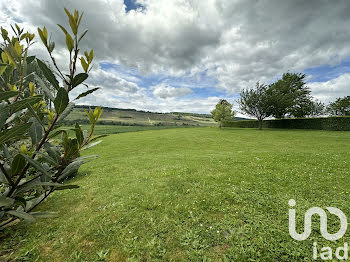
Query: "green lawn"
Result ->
[[67, 125, 196, 136], [1, 128, 350, 261]]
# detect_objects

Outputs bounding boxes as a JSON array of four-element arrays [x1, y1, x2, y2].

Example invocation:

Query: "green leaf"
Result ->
[[34, 74, 55, 101], [0, 171, 7, 183], [81, 140, 102, 150], [7, 210, 36, 223], [0, 196, 14, 207], [42, 26, 48, 39], [48, 41, 55, 53], [27, 56, 35, 64], [57, 24, 68, 35], [89, 50, 94, 62], [0, 65, 7, 76], [80, 57, 88, 72], [21, 154, 51, 179], [14, 196, 26, 208], [14, 41, 22, 56], [77, 12, 84, 27], [46, 129, 65, 140], [58, 160, 84, 182], [78, 29, 88, 43], [0, 91, 20, 101], [65, 33, 74, 52], [25, 194, 45, 211], [29, 211, 58, 218], [27, 104, 45, 127], [37, 28, 47, 46], [75, 123, 84, 145], [71, 73, 88, 88], [57, 102, 75, 123], [11, 154, 26, 175], [63, 138, 80, 160], [0, 123, 32, 145], [36, 59, 60, 90], [84, 108, 95, 125], [0, 96, 42, 115], [54, 185, 79, 190], [89, 134, 108, 143], [5, 110, 24, 125], [0, 102, 8, 129], [54, 88, 69, 114], [74, 87, 99, 101], [75, 154, 99, 162], [37, 152, 59, 167], [16, 180, 65, 195], [64, 8, 78, 35], [28, 117, 43, 145], [44, 143, 61, 162]]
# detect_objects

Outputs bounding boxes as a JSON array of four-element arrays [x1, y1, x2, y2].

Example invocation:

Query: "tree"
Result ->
[[239, 82, 271, 130], [327, 96, 350, 116], [211, 99, 235, 128], [0, 9, 103, 229], [309, 100, 325, 117], [267, 72, 313, 118]]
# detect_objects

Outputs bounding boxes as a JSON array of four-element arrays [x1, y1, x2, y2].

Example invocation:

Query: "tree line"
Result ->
[[211, 72, 350, 129]]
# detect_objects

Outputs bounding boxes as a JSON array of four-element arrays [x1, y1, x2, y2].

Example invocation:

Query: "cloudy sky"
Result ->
[[1, 0, 350, 114]]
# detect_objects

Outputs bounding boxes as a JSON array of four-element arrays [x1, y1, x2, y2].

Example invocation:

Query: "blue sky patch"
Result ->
[[304, 57, 350, 82], [123, 0, 145, 12]]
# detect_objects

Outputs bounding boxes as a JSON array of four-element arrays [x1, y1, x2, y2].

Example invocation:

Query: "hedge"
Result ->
[[223, 116, 350, 131]]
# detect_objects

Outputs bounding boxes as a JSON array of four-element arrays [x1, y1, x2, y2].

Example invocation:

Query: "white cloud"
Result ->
[[151, 84, 192, 99], [308, 73, 350, 103], [1, 0, 350, 112]]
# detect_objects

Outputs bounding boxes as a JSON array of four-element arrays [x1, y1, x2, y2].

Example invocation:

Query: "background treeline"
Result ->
[[61, 119, 197, 126], [213, 72, 350, 130], [224, 116, 350, 131]]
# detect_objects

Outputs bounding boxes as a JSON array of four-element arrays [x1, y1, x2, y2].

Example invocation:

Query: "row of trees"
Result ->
[[211, 72, 350, 129]]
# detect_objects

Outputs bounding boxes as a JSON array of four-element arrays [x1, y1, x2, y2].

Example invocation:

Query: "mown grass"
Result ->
[[1, 127, 350, 261], [65, 124, 194, 136]]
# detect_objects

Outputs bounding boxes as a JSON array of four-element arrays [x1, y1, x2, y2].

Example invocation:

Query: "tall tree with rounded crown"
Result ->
[[211, 99, 235, 128]]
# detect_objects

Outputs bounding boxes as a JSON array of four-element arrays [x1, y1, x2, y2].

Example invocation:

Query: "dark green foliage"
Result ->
[[267, 72, 314, 118], [53, 88, 69, 114], [327, 96, 350, 116], [224, 116, 350, 131], [72, 73, 88, 88], [239, 82, 271, 129], [238, 74, 326, 127], [36, 59, 60, 90], [309, 100, 325, 117], [0, 9, 103, 229]]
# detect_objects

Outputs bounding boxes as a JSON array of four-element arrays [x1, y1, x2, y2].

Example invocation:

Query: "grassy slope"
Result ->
[[67, 107, 217, 126], [1, 128, 350, 261]]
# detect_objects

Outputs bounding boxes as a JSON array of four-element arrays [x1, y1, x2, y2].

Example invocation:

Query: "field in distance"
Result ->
[[65, 105, 248, 127]]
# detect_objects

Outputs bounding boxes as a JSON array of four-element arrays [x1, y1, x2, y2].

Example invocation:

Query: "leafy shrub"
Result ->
[[224, 116, 350, 131], [0, 9, 103, 229]]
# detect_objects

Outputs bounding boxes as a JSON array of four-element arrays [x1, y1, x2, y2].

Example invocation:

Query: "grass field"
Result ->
[[1, 128, 350, 261], [65, 125, 195, 136]]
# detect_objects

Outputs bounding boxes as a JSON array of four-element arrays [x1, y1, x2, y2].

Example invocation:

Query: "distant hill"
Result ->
[[64, 105, 248, 126]]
